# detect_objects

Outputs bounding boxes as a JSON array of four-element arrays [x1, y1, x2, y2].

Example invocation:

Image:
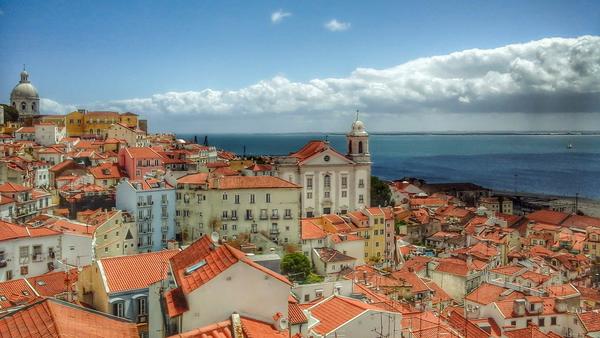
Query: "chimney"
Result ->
[[231, 313, 244, 338], [513, 299, 526, 317]]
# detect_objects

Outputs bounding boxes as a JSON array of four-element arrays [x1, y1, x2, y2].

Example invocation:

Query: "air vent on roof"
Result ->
[[36, 280, 46, 286], [184, 259, 207, 276]]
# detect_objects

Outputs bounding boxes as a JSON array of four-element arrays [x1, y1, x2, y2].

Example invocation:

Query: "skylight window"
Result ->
[[184, 260, 207, 276]]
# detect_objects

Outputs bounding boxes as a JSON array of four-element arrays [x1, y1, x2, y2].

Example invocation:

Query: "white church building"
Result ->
[[274, 118, 371, 217]]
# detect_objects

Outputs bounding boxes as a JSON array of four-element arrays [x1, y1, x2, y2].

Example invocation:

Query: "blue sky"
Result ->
[[1, 1, 599, 132]]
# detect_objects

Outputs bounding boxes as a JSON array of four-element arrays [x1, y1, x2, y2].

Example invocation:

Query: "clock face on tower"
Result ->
[[324, 155, 330, 162]]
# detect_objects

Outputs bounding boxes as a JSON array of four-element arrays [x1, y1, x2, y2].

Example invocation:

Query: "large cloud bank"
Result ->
[[43, 36, 600, 132]]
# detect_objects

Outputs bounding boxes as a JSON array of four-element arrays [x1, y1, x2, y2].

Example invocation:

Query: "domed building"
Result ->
[[10, 68, 40, 119]]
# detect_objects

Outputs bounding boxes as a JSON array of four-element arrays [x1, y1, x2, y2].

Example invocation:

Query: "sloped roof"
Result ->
[[99, 249, 179, 293], [0, 279, 38, 310], [0, 220, 60, 242], [0, 298, 139, 337], [169, 236, 290, 296], [308, 295, 384, 335]]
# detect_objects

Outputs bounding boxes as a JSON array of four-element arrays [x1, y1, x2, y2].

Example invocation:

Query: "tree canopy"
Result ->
[[281, 252, 311, 281], [370, 176, 393, 207]]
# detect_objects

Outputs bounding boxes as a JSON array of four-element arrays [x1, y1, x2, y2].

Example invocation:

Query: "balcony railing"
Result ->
[[270, 229, 280, 235], [270, 214, 279, 220], [259, 215, 268, 220], [284, 214, 292, 220]]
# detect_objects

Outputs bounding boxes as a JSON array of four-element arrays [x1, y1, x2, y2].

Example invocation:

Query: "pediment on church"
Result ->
[[300, 148, 354, 166]]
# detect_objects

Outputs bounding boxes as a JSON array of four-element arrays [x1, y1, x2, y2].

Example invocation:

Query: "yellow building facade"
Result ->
[[64, 110, 139, 137]]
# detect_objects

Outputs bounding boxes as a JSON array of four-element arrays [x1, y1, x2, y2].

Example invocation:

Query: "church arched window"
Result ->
[[358, 141, 363, 154], [348, 141, 353, 154], [31, 102, 36, 111], [21, 102, 26, 111]]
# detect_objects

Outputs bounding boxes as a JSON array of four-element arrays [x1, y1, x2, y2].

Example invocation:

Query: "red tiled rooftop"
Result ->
[[465, 283, 525, 305], [578, 311, 600, 333], [0, 279, 38, 310], [0, 298, 139, 337], [308, 295, 383, 335], [27, 269, 78, 298], [526, 210, 569, 225], [301, 219, 326, 240], [0, 220, 60, 242], [170, 236, 290, 297], [99, 249, 179, 293]]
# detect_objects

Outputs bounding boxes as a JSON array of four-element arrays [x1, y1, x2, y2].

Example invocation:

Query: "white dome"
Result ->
[[349, 119, 368, 136], [11, 82, 39, 99], [11, 70, 39, 99]]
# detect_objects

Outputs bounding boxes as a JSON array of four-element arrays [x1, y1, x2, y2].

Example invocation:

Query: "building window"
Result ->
[[307, 177, 313, 189], [113, 302, 125, 318], [266, 193, 271, 203], [307, 192, 312, 199], [511, 321, 516, 326], [341, 176, 348, 189], [19, 246, 29, 263], [359, 194, 364, 203], [358, 179, 364, 188], [234, 195, 240, 204], [138, 297, 147, 316], [550, 317, 556, 325], [342, 191, 347, 198], [324, 175, 331, 189], [222, 193, 228, 200], [538, 318, 545, 327], [250, 194, 255, 204]]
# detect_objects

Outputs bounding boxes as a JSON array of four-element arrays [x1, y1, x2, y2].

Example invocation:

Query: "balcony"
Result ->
[[161, 200, 168, 206], [245, 216, 254, 221], [259, 214, 268, 220], [161, 213, 168, 219], [137, 314, 148, 323], [284, 214, 292, 220], [32, 254, 43, 262], [270, 214, 279, 220], [230, 216, 238, 221], [270, 229, 280, 235], [221, 216, 229, 221]]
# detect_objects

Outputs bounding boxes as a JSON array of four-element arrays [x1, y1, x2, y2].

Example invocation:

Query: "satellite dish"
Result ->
[[210, 231, 220, 244], [277, 317, 289, 331]]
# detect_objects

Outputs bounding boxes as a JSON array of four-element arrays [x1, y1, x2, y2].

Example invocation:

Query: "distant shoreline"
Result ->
[[179, 131, 600, 136]]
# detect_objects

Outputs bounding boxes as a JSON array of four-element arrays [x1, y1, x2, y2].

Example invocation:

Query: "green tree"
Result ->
[[0, 104, 19, 122], [302, 272, 324, 284], [370, 176, 393, 207], [281, 253, 311, 281]]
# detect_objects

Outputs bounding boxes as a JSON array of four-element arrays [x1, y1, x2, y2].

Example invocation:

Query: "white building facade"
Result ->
[[275, 119, 371, 218]]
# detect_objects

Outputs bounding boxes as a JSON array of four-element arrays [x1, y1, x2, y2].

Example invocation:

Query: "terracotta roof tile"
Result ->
[[26, 269, 78, 298], [288, 301, 308, 325], [170, 236, 290, 297], [578, 311, 600, 333], [308, 295, 383, 335], [0, 298, 139, 337], [99, 249, 179, 293], [0, 279, 38, 310]]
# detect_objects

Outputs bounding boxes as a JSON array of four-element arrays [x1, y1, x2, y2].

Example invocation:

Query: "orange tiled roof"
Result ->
[[526, 210, 570, 225], [465, 283, 525, 305], [547, 283, 580, 298], [301, 219, 326, 240], [504, 324, 557, 338], [170, 236, 290, 297], [0, 279, 38, 309], [288, 300, 308, 325], [0, 220, 60, 242], [0, 182, 31, 193], [89, 163, 123, 180], [99, 249, 179, 293], [124, 147, 162, 159], [171, 316, 288, 338], [578, 311, 600, 333], [177, 172, 209, 184], [27, 269, 78, 298], [0, 298, 139, 337], [308, 295, 384, 335]]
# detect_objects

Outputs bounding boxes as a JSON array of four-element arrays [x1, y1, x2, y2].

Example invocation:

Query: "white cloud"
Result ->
[[271, 10, 291, 24], [40, 98, 77, 115], [44, 36, 600, 132], [324, 19, 350, 32]]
